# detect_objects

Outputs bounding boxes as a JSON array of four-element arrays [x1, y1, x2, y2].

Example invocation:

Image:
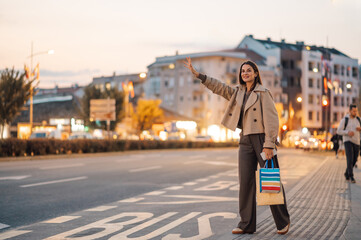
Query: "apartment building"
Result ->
[[146, 49, 280, 140], [238, 35, 359, 132]]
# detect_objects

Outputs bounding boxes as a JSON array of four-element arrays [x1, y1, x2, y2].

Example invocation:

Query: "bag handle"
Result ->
[[264, 158, 274, 169]]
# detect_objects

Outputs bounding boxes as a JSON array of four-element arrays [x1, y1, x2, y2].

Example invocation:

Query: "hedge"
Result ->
[[0, 139, 238, 157]]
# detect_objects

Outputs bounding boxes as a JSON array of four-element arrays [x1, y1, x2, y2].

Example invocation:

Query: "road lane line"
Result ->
[[20, 176, 87, 188], [118, 197, 144, 203], [144, 191, 165, 196], [86, 206, 117, 212], [0, 230, 32, 240], [0, 223, 9, 230], [164, 186, 184, 190], [43, 216, 81, 224], [40, 163, 84, 170], [129, 166, 162, 173], [0, 175, 31, 180]]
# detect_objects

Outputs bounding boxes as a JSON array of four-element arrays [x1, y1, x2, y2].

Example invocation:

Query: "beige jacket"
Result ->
[[202, 76, 279, 149]]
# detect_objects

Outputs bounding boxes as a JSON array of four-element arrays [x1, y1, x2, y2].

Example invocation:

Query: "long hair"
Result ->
[[239, 60, 262, 91]]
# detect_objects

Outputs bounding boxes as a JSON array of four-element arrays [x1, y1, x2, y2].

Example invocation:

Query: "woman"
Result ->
[[184, 57, 290, 235]]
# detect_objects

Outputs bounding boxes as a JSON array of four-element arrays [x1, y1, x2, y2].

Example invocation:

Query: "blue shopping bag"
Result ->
[[259, 158, 281, 193]]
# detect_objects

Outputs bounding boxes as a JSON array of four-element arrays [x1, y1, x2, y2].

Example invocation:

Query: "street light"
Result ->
[[26, 41, 54, 136], [297, 97, 302, 103]]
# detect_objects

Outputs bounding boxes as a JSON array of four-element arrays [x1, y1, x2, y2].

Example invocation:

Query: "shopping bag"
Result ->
[[259, 159, 280, 193], [256, 158, 284, 206]]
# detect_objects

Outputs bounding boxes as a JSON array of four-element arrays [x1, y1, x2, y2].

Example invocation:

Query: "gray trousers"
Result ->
[[237, 134, 290, 233]]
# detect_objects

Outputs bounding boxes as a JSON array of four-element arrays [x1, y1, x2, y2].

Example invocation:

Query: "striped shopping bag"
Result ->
[[259, 159, 281, 193]]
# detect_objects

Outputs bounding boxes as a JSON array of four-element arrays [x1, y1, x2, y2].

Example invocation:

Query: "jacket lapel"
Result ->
[[244, 91, 258, 112]]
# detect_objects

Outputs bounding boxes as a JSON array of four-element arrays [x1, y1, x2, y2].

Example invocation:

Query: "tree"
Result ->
[[78, 84, 124, 130], [0, 68, 33, 139], [131, 99, 163, 135]]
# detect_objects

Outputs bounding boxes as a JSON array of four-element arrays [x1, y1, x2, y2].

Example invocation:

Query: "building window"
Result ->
[[308, 62, 313, 71], [341, 81, 344, 91], [308, 78, 313, 88], [193, 96, 197, 101], [290, 60, 294, 69], [333, 113, 338, 122], [341, 97, 344, 106], [289, 77, 294, 87], [180, 96, 183, 102], [308, 111, 313, 121], [334, 96, 338, 106], [105, 82, 111, 91], [308, 94, 314, 104], [317, 79, 320, 89], [334, 64, 339, 75], [282, 60, 288, 69], [341, 65, 345, 76], [317, 112, 320, 121], [317, 95, 320, 104], [347, 97, 350, 106], [164, 81, 168, 87], [352, 97, 356, 104], [281, 78, 288, 87], [346, 66, 350, 76], [352, 67, 358, 78], [232, 77, 237, 84], [296, 78, 301, 87]]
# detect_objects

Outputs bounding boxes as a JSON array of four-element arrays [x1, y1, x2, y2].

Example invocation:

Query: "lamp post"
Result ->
[[26, 41, 54, 135]]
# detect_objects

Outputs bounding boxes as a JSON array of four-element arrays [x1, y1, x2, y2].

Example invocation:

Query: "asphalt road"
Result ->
[[0, 148, 327, 239]]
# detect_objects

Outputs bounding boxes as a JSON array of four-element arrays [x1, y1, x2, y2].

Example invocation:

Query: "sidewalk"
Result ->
[[232, 155, 361, 240], [342, 160, 361, 240]]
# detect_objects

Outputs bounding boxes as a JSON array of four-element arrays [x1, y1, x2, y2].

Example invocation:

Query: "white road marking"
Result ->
[[203, 161, 237, 167], [118, 197, 144, 203], [0, 175, 31, 180], [0, 230, 32, 240], [0, 223, 9, 230], [40, 163, 84, 170], [129, 166, 162, 173], [183, 182, 197, 186], [140, 195, 238, 205], [144, 191, 165, 196], [43, 216, 81, 224], [20, 176, 87, 188], [86, 206, 117, 212], [164, 186, 184, 190], [196, 178, 209, 182]]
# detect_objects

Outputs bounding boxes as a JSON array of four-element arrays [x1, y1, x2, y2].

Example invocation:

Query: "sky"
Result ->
[[1, 0, 360, 88]]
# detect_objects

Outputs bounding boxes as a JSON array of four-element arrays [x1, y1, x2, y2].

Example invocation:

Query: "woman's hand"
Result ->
[[262, 148, 274, 160], [183, 57, 199, 77]]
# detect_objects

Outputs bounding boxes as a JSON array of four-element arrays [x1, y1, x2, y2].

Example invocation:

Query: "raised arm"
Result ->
[[183, 57, 236, 101]]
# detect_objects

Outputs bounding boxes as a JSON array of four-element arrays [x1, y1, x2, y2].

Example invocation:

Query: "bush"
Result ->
[[0, 138, 238, 158]]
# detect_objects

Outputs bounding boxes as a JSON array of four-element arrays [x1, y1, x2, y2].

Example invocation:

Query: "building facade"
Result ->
[[238, 35, 359, 132]]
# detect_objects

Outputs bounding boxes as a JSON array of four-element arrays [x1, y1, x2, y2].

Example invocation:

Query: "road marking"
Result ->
[[0, 175, 31, 180], [164, 186, 184, 190], [86, 206, 117, 212], [43, 216, 81, 224], [203, 161, 237, 167], [140, 195, 238, 204], [20, 176, 87, 188], [0, 230, 32, 240], [0, 223, 9, 230], [144, 191, 165, 196], [183, 182, 197, 186], [196, 178, 209, 182], [118, 197, 144, 203], [129, 166, 162, 173], [40, 163, 84, 170]]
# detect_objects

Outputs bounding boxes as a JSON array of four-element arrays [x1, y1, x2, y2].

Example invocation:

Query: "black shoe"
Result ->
[[345, 173, 350, 181], [351, 177, 356, 183]]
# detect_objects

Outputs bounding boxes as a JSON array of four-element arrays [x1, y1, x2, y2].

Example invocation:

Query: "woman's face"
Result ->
[[241, 64, 257, 84]]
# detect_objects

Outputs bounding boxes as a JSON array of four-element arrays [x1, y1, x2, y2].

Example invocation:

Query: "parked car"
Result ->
[[68, 132, 93, 140], [193, 135, 213, 142]]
